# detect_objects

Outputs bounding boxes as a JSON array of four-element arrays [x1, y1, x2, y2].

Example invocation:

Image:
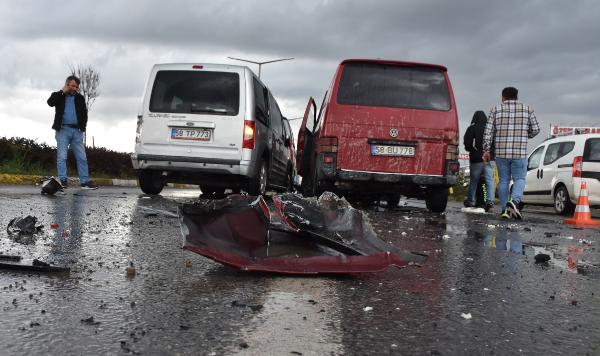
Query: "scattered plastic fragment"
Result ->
[[40, 176, 62, 195], [461, 313, 472, 320], [126, 262, 136, 277], [7, 216, 43, 235], [50, 223, 59, 229], [442, 234, 450, 240], [0, 259, 70, 273], [363, 306, 373, 312], [534, 253, 551, 263], [461, 207, 486, 214]]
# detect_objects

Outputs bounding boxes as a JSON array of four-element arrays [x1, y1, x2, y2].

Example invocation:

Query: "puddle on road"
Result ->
[[224, 278, 343, 356], [468, 224, 600, 278]]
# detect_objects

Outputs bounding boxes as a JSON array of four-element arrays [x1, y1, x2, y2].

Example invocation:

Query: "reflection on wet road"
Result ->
[[1, 186, 599, 355]]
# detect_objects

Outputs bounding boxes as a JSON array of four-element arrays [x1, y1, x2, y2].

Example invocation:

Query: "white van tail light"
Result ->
[[573, 156, 583, 177], [243, 120, 255, 149]]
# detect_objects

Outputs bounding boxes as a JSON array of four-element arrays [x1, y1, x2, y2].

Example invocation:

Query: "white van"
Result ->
[[131, 63, 294, 195], [523, 133, 600, 214]]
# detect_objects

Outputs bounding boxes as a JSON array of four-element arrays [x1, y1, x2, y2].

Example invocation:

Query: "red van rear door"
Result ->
[[326, 61, 458, 176]]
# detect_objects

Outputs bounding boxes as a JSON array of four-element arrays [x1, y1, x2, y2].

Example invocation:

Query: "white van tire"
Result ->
[[248, 159, 267, 196], [138, 171, 163, 195], [426, 188, 448, 213]]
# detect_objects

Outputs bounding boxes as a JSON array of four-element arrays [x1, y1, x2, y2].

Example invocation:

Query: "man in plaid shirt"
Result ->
[[483, 87, 540, 219]]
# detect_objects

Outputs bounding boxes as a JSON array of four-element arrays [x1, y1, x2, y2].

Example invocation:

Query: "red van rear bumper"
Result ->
[[336, 169, 456, 186]]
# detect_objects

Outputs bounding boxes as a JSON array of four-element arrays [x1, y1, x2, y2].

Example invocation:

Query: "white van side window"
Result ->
[[253, 78, 269, 124]]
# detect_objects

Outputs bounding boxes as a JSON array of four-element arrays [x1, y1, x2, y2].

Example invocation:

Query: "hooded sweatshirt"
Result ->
[[463, 111, 489, 163]]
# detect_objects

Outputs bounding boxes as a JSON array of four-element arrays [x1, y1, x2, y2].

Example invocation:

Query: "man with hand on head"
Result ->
[[47, 75, 98, 190]]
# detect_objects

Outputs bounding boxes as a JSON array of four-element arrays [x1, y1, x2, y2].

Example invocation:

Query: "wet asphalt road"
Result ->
[[1, 185, 599, 356]]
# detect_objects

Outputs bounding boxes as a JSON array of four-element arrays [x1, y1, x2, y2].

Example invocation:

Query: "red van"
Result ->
[[296, 59, 459, 212]]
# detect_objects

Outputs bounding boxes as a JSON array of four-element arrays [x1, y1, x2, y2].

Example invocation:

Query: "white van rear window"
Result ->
[[150, 70, 239, 115], [337, 63, 451, 111]]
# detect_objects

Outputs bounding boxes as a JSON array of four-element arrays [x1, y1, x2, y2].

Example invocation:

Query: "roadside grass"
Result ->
[[0, 136, 135, 179]]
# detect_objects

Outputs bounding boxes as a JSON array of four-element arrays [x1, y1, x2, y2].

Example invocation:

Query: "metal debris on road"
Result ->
[[178, 192, 427, 275]]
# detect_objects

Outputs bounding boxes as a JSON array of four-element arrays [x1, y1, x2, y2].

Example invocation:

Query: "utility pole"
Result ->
[[228, 57, 294, 78]]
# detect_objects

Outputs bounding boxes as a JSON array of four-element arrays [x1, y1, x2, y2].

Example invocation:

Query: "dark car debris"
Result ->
[[7, 216, 43, 236], [178, 192, 427, 275], [0, 259, 70, 273], [40, 176, 63, 195]]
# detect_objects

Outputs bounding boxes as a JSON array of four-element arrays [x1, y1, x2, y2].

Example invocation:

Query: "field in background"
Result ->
[[0, 137, 135, 179]]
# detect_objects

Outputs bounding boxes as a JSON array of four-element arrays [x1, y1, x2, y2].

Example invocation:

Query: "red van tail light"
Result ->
[[320, 137, 338, 153], [446, 144, 458, 160], [573, 156, 583, 177], [243, 120, 255, 149]]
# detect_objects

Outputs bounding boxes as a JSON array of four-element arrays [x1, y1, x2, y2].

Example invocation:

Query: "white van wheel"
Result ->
[[248, 159, 267, 196], [138, 171, 163, 195]]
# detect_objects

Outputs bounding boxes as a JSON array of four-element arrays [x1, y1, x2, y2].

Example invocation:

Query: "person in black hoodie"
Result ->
[[463, 111, 494, 211]]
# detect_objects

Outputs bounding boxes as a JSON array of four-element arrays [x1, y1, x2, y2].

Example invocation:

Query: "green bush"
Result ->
[[0, 136, 135, 178]]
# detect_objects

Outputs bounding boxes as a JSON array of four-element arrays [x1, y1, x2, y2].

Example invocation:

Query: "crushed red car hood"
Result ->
[[178, 193, 427, 275]]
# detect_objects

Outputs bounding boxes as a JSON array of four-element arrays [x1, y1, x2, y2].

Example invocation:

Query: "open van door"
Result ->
[[296, 97, 317, 176]]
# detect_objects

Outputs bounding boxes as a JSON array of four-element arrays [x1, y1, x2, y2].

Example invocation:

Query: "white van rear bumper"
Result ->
[[131, 154, 252, 176]]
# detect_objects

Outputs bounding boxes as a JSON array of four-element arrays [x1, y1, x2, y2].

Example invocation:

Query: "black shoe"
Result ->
[[463, 199, 475, 208], [501, 209, 510, 219], [484, 202, 494, 212], [507, 200, 522, 220], [60, 179, 68, 189], [81, 181, 99, 190]]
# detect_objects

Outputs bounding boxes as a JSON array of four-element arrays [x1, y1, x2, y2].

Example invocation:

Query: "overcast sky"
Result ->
[[1, 0, 599, 153]]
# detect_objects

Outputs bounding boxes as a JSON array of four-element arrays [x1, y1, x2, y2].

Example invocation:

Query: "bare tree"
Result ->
[[68, 64, 101, 113], [69, 64, 100, 146]]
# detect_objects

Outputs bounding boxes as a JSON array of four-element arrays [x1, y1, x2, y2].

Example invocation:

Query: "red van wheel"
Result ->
[[425, 188, 448, 213]]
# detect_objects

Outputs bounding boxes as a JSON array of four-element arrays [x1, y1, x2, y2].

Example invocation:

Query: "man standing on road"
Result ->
[[483, 87, 539, 219], [47, 75, 98, 190], [463, 110, 495, 212]]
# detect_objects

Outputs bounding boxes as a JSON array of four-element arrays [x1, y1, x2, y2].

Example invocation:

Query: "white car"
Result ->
[[523, 133, 600, 214]]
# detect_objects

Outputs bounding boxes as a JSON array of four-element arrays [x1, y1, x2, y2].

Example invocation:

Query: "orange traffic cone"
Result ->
[[564, 181, 600, 227]]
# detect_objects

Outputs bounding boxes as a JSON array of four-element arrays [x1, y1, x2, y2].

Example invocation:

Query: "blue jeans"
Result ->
[[466, 161, 495, 205], [495, 157, 527, 209], [55, 127, 90, 184]]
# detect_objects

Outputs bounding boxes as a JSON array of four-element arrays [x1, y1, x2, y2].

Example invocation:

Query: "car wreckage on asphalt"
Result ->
[[178, 192, 427, 275]]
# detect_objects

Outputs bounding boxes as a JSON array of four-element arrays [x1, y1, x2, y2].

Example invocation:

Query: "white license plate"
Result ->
[[171, 127, 211, 141], [371, 144, 415, 157]]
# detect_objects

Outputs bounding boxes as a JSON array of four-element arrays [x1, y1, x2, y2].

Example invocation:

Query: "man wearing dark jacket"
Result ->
[[463, 110, 494, 211], [47, 75, 97, 189]]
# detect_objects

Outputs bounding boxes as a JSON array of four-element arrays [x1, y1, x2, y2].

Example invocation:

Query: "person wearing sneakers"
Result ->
[[47, 75, 98, 190], [463, 110, 495, 212], [483, 87, 539, 219]]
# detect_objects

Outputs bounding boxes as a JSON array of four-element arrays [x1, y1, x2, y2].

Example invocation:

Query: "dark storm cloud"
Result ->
[[1, 0, 599, 151]]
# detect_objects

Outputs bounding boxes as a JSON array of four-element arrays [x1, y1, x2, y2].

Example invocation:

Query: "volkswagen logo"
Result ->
[[389, 128, 399, 138]]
